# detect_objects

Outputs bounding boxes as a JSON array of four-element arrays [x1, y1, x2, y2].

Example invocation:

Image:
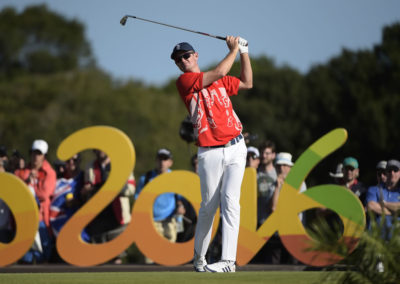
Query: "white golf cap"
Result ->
[[329, 163, 344, 178], [275, 152, 294, 166], [376, 160, 387, 170], [31, 139, 48, 155], [247, 146, 260, 158]]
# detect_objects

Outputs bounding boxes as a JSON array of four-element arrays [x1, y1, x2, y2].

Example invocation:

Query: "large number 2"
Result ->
[[56, 126, 136, 266]]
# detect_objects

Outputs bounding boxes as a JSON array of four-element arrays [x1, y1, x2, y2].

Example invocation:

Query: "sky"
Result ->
[[1, 0, 400, 86]]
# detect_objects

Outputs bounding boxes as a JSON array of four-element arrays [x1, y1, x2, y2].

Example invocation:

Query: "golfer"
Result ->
[[171, 36, 253, 272]]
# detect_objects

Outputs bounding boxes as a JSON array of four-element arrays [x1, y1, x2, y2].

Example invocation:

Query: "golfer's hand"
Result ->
[[226, 36, 239, 52], [238, 37, 248, 54]]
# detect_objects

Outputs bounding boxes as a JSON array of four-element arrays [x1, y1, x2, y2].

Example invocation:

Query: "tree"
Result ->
[[0, 5, 94, 78]]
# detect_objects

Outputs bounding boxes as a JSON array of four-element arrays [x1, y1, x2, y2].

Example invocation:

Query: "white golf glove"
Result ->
[[238, 37, 248, 54]]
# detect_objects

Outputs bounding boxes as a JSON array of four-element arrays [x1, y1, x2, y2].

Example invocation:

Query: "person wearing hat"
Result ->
[[366, 159, 400, 240], [375, 160, 387, 186], [13, 139, 57, 263], [329, 163, 344, 185], [271, 152, 307, 212], [269, 152, 306, 264], [15, 140, 56, 229], [341, 157, 367, 204], [135, 148, 185, 263], [171, 35, 252, 273], [246, 146, 260, 169]]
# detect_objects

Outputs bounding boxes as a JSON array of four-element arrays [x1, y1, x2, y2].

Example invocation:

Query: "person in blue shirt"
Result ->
[[366, 159, 400, 240], [135, 149, 185, 263]]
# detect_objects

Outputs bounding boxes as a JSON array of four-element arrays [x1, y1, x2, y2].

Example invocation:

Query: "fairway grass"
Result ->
[[0, 271, 340, 284]]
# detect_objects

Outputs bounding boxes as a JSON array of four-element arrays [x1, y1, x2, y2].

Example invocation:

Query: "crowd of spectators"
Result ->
[[0, 137, 399, 266]]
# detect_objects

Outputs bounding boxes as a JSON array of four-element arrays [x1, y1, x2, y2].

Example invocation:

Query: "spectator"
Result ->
[[329, 163, 344, 185], [53, 160, 66, 179], [246, 146, 260, 169], [271, 152, 307, 214], [50, 154, 90, 245], [8, 150, 26, 175], [256, 140, 277, 227], [270, 152, 306, 264], [15, 140, 56, 230], [177, 154, 198, 243], [375, 160, 387, 186], [14, 139, 56, 263], [82, 149, 135, 264], [0, 198, 14, 244], [0, 162, 15, 244], [135, 148, 185, 263], [0, 158, 6, 173], [0, 146, 8, 171], [342, 157, 367, 205], [366, 159, 400, 241]]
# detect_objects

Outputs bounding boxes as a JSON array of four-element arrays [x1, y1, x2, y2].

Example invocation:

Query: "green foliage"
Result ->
[[309, 213, 400, 284], [0, 4, 398, 183], [0, 5, 94, 78]]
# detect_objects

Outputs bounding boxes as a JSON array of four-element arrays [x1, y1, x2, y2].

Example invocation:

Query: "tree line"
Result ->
[[0, 4, 399, 185]]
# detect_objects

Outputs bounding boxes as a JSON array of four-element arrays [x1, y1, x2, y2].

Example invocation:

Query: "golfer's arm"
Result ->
[[202, 49, 238, 88], [238, 53, 252, 90]]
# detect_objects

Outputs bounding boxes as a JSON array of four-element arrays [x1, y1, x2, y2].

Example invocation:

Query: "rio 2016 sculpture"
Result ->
[[0, 126, 365, 267]]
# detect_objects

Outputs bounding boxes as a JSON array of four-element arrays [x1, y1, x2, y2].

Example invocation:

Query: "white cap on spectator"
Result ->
[[31, 139, 48, 155], [247, 146, 260, 158], [275, 152, 294, 166], [376, 160, 387, 170], [329, 163, 344, 178]]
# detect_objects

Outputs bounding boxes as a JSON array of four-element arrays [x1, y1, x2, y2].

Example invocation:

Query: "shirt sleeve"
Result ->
[[36, 165, 56, 201], [134, 175, 146, 200], [221, 76, 240, 96], [176, 72, 203, 102], [366, 186, 379, 203]]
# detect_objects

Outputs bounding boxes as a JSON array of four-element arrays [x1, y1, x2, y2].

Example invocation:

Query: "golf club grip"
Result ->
[[215, 35, 227, 41]]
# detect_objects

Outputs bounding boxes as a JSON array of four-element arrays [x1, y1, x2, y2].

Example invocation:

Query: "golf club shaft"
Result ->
[[120, 15, 226, 41]]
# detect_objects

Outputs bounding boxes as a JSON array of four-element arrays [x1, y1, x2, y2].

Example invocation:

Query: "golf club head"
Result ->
[[120, 16, 128, 26]]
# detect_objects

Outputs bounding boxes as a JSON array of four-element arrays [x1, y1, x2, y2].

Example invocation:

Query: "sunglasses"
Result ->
[[174, 52, 194, 63], [377, 170, 387, 176], [386, 167, 400, 173]]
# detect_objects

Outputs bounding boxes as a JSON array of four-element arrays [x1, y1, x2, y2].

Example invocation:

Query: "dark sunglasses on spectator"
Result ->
[[377, 170, 387, 176], [174, 52, 194, 63], [386, 167, 400, 173]]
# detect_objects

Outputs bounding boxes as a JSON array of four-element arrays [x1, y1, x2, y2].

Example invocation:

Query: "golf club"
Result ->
[[120, 15, 247, 46]]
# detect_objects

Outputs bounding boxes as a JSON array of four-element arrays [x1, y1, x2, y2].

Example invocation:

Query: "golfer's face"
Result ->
[[175, 51, 197, 72]]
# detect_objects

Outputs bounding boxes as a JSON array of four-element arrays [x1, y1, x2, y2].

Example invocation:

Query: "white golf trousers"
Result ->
[[194, 139, 247, 261]]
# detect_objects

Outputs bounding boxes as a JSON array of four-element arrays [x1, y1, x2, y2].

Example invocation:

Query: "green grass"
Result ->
[[0, 271, 341, 284]]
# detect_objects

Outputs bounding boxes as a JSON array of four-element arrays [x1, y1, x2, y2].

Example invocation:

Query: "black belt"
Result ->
[[204, 134, 243, 149]]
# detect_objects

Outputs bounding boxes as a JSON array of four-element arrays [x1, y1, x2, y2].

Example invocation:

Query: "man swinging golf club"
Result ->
[[171, 36, 253, 272]]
